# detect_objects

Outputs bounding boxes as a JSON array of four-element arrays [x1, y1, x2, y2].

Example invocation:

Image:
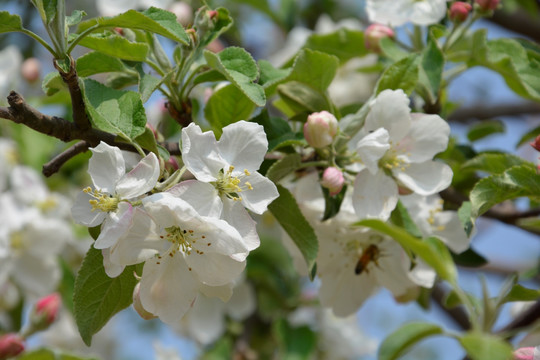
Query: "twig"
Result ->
[[54, 57, 91, 131], [497, 300, 540, 339], [42, 141, 90, 177], [488, 9, 540, 44]]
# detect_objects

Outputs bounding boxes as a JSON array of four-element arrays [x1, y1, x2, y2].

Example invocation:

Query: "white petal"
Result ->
[[410, 0, 448, 25], [10, 166, 48, 203], [115, 152, 160, 199], [71, 191, 107, 227], [143, 193, 199, 228], [395, 114, 450, 163], [181, 123, 225, 182], [365, 89, 411, 142], [94, 202, 134, 249], [394, 161, 453, 195], [88, 142, 125, 193], [25, 218, 71, 257], [375, 240, 417, 295], [185, 295, 225, 345], [239, 172, 279, 214], [186, 252, 246, 287], [13, 254, 60, 297], [225, 282, 256, 320], [407, 260, 436, 288], [356, 128, 390, 174], [353, 170, 398, 221], [140, 256, 199, 324], [102, 248, 125, 278], [218, 121, 268, 172], [433, 212, 471, 254], [167, 180, 222, 218], [222, 199, 259, 254], [199, 283, 233, 302]]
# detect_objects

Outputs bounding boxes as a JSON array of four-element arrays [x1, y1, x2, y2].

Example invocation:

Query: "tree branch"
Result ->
[[447, 103, 540, 123], [488, 9, 540, 44], [498, 300, 540, 339], [0, 91, 181, 176], [42, 141, 90, 177]]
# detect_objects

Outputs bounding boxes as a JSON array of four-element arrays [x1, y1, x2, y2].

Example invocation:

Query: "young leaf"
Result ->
[[288, 49, 339, 93], [466, 119, 505, 142], [459, 333, 513, 360], [470, 164, 540, 216], [302, 28, 368, 64], [77, 33, 149, 61], [42, 71, 67, 96], [421, 34, 445, 98], [76, 51, 129, 77], [204, 47, 266, 107], [77, 7, 189, 44], [266, 153, 302, 183], [73, 247, 139, 346], [378, 322, 444, 360], [204, 84, 256, 135], [17, 349, 99, 360], [81, 79, 147, 140], [274, 319, 317, 360], [258, 59, 291, 95], [376, 54, 420, 95], [277, 81, 331, 113], [462, 153, 531, 175], [268, 185, 318, 278], [502, 284, 540, 303], [0, 11, 24, 33], [457, 201, 475, 237]]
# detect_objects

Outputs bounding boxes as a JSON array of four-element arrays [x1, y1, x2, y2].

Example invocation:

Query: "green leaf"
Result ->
[[134, 127, 159, 156], [274, 319, 317, 360], [66, 10, 86, 27], [421, 34, 444, 98], [78, 7, 189, 44], [466, 119, 506, 142], [462, 153, 531, 174], [516, 123, 540, 147], [376, 55, 420, 95], [302, 28, 368, 64], [470, 164, 540, 216], [76, 51, 128, 77], [77, 32, 149, 61], [266, 153, 302, 183], [192, 69, 227, 87], [205, 47, 266, 107], [451, 247, 487, 267], [42, 71, 66, 96], [204, 84, 256, 135], [258, 59, 291, 95], [379, 37, 408, 62], [268, 185, 318, 277], [459, 333, 513, 360], [457, 201, 475, 237], [73, 246, 139, 346], [252, 110, 303, 151], [378, 322, 444, 360], [322, 185, 347, 221], [17, 348, 99, 360], [288, 49, 339, 92], [390, 201, 423, 238], [502, 284, 540, 303], [277, 81, 331, 113], [196, 7, 233, 48], [356, 219, 457, 284], [517, 217, 540, 232], [81, 79, 147, 139], [0, 11, 24, 33], [136, 64, 163, 103]]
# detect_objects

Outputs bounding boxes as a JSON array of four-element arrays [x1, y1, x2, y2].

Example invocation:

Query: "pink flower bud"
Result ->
[[450, 2, 473, 22], [304, 111, 338, 148], [530, 134, 540, 152], [32, 293, 61, 327], [513, 346, 539, 360], [133, 283, 156, 320], [0, 334, 25, 359], [21, 58, 41, 83], [475, 0, 500, 11], [321, 167, 345, 196], [169, 2, 193, 26], [365, 24, 395, 53]]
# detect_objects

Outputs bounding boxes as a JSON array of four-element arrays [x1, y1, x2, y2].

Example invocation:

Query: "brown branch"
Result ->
[[447, 103, 540, 123], [54, 57, 91, 131], [42, 141, 90, 177], [488, 9, 540, 44], [0, 91, 181, 176], [497, 300, 540, 339]]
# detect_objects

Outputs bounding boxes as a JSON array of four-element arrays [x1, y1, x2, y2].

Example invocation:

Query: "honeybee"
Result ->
[[354, 244, 381, 275]]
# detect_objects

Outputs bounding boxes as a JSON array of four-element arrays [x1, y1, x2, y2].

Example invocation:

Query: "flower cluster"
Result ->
[[72, 121, 278, 323]]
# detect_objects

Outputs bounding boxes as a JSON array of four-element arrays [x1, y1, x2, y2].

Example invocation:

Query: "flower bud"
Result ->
[[0, 334, 25, 360], [513, 346, 540, 360], [321, 167, 345, 196], [365, 24, 395, 53], [169, 2, 193, 26], [304, 111, 338, 148], [449, 2, 473, 22], [31, 293, 61, 330], [475, 0, 500, 11], [133, 283, 156, 320], [530, 134, 540, 152], [21, 58, 41, 84]]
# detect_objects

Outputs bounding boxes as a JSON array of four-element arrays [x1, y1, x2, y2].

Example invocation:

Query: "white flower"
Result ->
[[0, 138, 17, 192], [351, 89, 453, 220], [366, 0, 448, 27], [401, 194, 471, 253], [111, 192, 249, 324], [96, 0, 174, 16], [181, 121, 278, 215], [71, 142, 160, 250], [0, 46, 22, 102]]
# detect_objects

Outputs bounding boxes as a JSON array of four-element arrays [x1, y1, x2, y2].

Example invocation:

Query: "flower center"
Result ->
[[379, 148, 410, 172], [9, 231, 26, 252], [427, 199, 446, 231], [83, 187, 119, 213], [214, 166, 253, 201], [158, 226, 210, 260], [37, 197, 57, 212]]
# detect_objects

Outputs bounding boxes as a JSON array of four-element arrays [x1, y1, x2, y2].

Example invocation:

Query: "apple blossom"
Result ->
[[71, 141, 160, 250], [365, 24, 395, 53], [366, 0, 448, 27], [321, 167, 345, 196], [513, 346, 540, 360], [32, 293, 61, 327], [351, 89, 453, 220], [181, 121, 278, 215], [0, 334, 24, 360], [476, 0, 500, 11], [450, 2, 473, 23], [304, 111, 339, 148]]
